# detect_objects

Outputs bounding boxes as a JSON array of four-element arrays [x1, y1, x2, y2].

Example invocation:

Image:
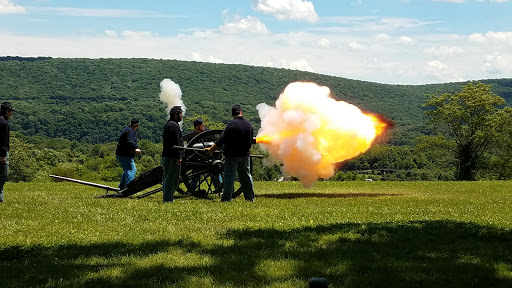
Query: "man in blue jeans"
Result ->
[[115, 118, 142, 190], [0, 102, 14, 203], [206, 104, 255, 202]]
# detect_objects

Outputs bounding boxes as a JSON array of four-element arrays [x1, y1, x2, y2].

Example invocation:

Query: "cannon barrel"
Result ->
[[172, 145, 264, 158]]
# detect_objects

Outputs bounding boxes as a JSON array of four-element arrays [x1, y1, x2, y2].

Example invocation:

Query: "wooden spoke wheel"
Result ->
[[181, 130, 244, 199]]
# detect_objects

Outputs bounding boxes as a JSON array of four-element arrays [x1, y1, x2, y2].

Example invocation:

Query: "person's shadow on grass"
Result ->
[[1, 220, 511, 287]]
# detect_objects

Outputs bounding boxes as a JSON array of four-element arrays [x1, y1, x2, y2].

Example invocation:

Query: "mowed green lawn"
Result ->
[[1, 181, 511, 288]]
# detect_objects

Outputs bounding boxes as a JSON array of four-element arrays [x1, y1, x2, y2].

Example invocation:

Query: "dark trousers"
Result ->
[[162, 157, 180, 202]]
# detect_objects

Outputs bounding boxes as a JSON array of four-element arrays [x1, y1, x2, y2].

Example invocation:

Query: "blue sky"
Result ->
[[1, 0, 511, 84]]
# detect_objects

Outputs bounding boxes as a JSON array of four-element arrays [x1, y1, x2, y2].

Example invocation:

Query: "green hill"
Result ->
[[1, 57, 511, 145]]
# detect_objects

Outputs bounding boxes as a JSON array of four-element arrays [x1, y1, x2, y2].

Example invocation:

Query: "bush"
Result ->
[[8, 137, 38, 182], [50, 162, 84, 179], [330, 171, 362, 181]]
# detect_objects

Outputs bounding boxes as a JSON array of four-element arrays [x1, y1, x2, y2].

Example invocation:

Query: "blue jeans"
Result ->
[[0, 152, 8, 202], [116, 155, 137, 190], [222, 156, 254, 202], [162, 157, 181, 202]]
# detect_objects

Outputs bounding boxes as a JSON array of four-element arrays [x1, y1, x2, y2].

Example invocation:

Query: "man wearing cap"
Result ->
[[161, 106, 184, 202], [206, 104, 255, 202], [193, 118, 204, 134], [115, 118, 142, 190], [0, 102, 14, 203]]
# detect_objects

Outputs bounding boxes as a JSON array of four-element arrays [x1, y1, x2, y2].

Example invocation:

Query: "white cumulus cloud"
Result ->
[[425, 46, 463, 58], [348, 41, 363, 50], [0, 0, 25, 14], [400, 36, 415, 45], [192, 52, 224, 64], [104, 30, 118, 38], [316, 38, 330, 48], [469, 31, 512, 45], [286, 58, 314, 72], [428, 60, 448, 70], [482, 54, 512, 75], [220, 16, 269, 34], [375, 33, 391, 41], [437, 0, 510, 2], [121, 30, 158, 39], [252, 0, 318, 23]]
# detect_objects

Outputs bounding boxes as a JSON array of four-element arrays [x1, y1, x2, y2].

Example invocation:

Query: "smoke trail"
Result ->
[[256, 82, 389, 187], [159, 78, 187, 119]]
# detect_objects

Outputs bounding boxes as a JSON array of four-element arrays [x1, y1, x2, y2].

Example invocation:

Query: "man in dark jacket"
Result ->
[[206, 104, 255, 202], [115, 118, 142, 190], [161, 106, 184, 202], [0, 102, 14, 203]]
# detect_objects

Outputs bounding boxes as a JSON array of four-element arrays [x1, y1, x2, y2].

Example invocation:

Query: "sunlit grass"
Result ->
[[1, 181, 511, 287]]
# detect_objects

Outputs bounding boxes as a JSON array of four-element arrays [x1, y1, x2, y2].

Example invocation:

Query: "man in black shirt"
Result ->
[[115, 118, 142, 190], [0, 102, 14, 203], [161, 106, 184, 202], [206, 104, 255, 202]]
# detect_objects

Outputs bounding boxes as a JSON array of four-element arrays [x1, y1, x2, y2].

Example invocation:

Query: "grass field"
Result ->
[[1, 181, 511, 287]]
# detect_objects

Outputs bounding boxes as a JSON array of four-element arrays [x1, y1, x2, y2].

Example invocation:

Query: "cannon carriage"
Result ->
[[50, 130, 253, 199]]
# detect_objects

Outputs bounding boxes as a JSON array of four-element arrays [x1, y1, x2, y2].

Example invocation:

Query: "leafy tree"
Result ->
[[9, 136, 38, 182], [50, 162, 84, 179], [482, 107, 512, 179], [412, 134, 457, 180], [424, 82, 510, 180]]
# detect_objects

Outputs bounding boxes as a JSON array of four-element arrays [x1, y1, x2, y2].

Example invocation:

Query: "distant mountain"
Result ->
[[1, 57, 511, 145]]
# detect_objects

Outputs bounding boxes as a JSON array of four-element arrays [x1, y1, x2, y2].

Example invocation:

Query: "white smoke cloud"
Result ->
[[159, 79, 186, 121], [252, 0, 318, 23]]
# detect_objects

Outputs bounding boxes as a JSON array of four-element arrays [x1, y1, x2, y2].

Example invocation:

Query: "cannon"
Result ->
[[175, 129, 262, 199], [50, 129, 260, 199]]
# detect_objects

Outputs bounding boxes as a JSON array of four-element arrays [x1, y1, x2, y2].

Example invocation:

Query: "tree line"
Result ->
[[1, 58, 512, 182], [2, 58, 511, 146], [7, 81, 512, 183]]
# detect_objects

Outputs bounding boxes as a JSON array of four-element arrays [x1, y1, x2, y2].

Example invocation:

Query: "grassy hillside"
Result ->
[[1, 57, 511, 145]]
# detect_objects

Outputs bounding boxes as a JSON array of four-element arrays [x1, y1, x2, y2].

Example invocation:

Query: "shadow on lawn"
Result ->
[[258, 192, 400, 199], [1, 221, 511, 287]]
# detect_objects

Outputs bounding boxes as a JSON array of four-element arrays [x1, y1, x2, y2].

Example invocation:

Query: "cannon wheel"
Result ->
[[181, 130, 243, 199]]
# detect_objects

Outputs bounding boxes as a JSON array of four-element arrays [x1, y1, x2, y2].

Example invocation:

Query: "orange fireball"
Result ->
[[256, 82, 389, 187]]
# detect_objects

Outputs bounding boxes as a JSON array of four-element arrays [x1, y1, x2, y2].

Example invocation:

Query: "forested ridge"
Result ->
[[3, 57, 511, 145], [2, 57, 512, 183]]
